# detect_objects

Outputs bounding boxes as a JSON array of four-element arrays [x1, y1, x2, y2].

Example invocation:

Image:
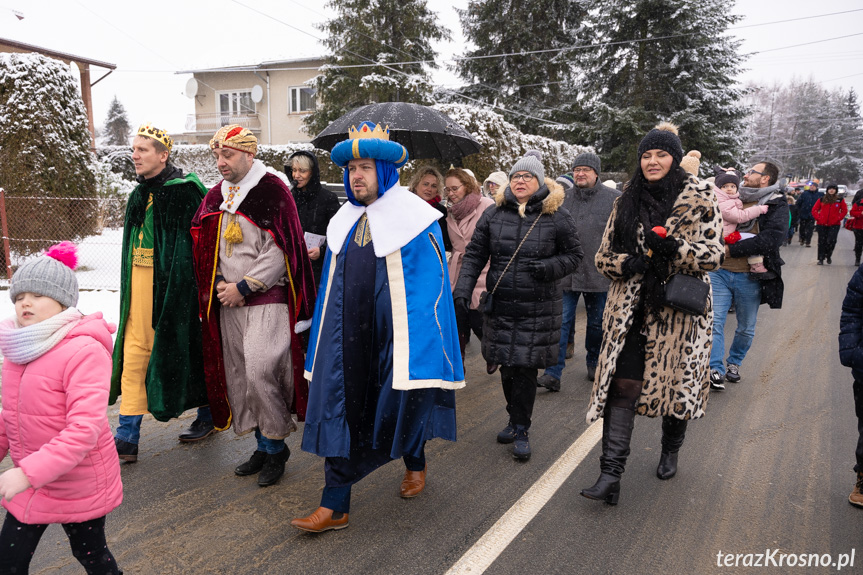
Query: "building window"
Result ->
[[290, 86, 316, 114], [218, 90, 255, 125]]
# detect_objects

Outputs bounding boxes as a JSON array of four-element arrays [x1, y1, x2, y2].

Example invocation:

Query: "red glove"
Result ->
[[724, 231, 741, 245]]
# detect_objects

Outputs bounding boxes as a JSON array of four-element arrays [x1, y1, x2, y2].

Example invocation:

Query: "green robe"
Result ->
[[110, 168, 208, 421]]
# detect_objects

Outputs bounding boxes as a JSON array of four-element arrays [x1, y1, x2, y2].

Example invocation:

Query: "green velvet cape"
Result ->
[[109, 171, 208, 421]]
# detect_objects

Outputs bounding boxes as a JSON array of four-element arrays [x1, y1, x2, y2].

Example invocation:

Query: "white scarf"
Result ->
[[0, 308, 83, 365], [220, 159, 268, 214]]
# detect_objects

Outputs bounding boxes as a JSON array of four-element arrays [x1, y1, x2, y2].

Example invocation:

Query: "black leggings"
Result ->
[[0, 513, 119, 575]]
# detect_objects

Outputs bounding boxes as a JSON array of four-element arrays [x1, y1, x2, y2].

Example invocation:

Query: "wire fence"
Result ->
[[0, 190, 125, 291]]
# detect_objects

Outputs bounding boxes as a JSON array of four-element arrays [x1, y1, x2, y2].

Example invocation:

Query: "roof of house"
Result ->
[[177, 56, 325, 75], [0, 36, 115, 69]]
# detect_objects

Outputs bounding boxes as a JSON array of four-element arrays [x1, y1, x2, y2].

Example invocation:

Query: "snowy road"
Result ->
[[4, 230, 862, 574]]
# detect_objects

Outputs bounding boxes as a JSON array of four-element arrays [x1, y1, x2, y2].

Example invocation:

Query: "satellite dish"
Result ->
[[251, 85, 264, 103], [184, 78, 198, 99]]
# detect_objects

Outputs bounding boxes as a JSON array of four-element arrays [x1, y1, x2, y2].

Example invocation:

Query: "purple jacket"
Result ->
[[0, 313, 123, 524]]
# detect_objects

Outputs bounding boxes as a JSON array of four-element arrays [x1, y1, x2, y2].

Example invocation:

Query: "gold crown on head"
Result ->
[[137, 123, 173, 152], [348, 122, 390, 141]]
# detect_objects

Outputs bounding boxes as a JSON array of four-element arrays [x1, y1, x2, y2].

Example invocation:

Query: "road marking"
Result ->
[[445, 419, 603, 575]]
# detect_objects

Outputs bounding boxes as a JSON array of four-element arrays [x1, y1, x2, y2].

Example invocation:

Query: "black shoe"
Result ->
[[805, 243, 811, 247], [656, 416, 687, 480], [497, 422, 517, 444], [709, 369, 725, 391], [178, 418, 216, 442], [537, 373, 560, 392], [235, 450, 267, 476], [587, 365, 596, 381], [725, 363, 741, 383], [827, 257, 832, 265], [580, 405, 635, 505], [855, 258, 861, 267], [817, 260, 824, 265], [115, 437, 138, 463], [486, 362, 499, 375], [257, 448, 290, 487], [512, 426, 531, 461]]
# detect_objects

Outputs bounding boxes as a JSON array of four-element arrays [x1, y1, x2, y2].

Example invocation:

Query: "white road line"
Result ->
[[445, 419, 603, 575]]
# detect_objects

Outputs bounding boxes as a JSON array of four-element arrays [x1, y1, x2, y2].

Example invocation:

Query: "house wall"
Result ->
[[187, 59, 322, 145]]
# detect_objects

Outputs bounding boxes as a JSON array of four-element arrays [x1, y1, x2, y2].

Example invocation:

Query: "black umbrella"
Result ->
[[312, 102, 481, 161]]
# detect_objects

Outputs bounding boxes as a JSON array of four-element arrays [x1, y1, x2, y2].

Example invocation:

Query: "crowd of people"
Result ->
[[1, 115, 862, 573]]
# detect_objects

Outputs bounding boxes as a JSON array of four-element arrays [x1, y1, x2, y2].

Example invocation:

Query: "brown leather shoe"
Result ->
[[290, 507, 349, 533], [399, 466, 426, 498]]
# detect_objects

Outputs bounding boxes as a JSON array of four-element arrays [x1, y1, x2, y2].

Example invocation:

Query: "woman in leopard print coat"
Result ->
[[581, 123, 723, 505]]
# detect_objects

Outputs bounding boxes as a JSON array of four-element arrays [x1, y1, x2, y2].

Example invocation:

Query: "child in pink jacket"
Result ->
[[0, 242, 123, 574], [715, 170, 770, 277]]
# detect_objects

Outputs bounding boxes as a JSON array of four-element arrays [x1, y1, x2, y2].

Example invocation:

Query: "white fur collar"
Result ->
[[326, 185, 442, 257], [220, 159, 268, 214]]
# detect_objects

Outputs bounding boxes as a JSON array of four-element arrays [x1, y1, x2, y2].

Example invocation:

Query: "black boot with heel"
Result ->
[[580, 406, 636, 505], [656, 416, 687, 480]]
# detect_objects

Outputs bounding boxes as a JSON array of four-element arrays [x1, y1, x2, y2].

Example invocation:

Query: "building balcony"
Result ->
[[185, 113, 262, 133]]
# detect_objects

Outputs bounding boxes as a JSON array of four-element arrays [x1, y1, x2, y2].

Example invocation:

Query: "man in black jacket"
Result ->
[[708, 161, 788, 391]]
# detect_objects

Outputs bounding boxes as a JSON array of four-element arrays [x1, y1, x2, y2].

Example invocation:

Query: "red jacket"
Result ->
[[848, 200, 863, 230], [812, 198, 847, 226]]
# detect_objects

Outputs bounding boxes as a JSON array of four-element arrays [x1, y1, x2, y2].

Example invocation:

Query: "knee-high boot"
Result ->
[[656, 416, 687, 480], [580, 406, 635, 505]]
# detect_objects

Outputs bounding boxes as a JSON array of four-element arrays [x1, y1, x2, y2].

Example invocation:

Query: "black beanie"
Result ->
[[637, 122, 684, 165]]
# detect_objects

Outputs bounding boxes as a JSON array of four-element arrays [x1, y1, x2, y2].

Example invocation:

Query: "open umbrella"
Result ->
[[312, 102, 481, 161]]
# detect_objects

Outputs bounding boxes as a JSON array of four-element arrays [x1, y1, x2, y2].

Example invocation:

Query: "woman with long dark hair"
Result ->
[[580, 123, 723, 505]]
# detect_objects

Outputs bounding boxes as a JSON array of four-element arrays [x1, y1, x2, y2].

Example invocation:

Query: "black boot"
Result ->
[[580, 406, 635, 505], [656, 416, 688, 480], [257, 447, 290, 487]]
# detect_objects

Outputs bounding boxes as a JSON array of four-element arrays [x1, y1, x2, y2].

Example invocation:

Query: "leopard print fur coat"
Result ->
[[586, 175, 723, 423]]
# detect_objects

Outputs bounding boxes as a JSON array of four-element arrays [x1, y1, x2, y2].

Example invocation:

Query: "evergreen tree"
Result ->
[[103, 95, 132, 146], [0, 52, 98, 265], [819, 88, 863, 184], [455, 0, 588, 136], [574, 0, 748, 173], [304, 0, 449, 137]]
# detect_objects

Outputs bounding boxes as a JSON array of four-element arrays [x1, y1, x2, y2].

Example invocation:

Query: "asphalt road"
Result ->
[[6, 229, 862, 575]]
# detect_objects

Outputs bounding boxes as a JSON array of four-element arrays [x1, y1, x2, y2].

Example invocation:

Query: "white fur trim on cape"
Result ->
[[326, 185, 442, 257], [220, 159, 268, 214]]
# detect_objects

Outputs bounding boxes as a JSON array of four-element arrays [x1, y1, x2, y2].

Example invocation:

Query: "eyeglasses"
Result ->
[[746, 169, 764, 176], [487, 182, 500, 189], [444, 185, 463, 194], [510, 173, 535, 182], [573, 168, 593, 174]]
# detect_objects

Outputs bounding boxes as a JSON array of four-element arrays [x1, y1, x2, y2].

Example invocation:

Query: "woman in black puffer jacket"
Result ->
[[287, 150, 341, 287], [454, 155, 582, 462]]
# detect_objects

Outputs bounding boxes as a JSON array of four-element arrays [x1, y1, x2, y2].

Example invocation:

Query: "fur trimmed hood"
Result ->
[[495, 177, 565, 216]]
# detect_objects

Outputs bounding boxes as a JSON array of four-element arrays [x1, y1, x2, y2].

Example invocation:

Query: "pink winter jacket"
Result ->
[[715, 185, 768, 237], [447, 196, 495, 309], [0, 312, 123, 524]]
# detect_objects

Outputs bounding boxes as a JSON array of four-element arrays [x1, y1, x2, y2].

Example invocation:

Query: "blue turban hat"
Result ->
[[330, 121, 409, 206]]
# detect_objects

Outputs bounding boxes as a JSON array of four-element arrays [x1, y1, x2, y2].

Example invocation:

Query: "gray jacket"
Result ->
[[561, 181, 621, 292]]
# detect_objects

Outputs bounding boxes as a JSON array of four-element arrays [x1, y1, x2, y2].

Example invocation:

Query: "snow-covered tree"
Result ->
[[0, 52, 98, 262], [454, 0, 588, 135], [744, 80, 863, 184], [574, 0, 749, 173], [103, 95, 132, 146], [303, 0, 450, 137]]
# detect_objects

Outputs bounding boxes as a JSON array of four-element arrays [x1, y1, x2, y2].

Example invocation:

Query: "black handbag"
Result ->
[[479, 291, 494, 314], [663, 273, 709, 315]]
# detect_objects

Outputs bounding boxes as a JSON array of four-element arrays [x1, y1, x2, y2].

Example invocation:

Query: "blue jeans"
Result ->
[[115, 406, 212, 445], [255, 429, 286, 455], [543, 291, 608, 381], [709, 269, 762, 375]]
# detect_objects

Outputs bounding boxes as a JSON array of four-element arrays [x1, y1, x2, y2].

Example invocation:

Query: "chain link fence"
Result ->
[[0, 190, 126, 290]]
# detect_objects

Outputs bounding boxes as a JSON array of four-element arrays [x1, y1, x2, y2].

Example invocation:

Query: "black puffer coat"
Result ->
[[288, 150, 341, 286], [454, 179, 583, 368]]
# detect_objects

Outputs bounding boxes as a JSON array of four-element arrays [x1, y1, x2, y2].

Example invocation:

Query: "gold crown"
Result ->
[[137, 123, 173, 152], [348, 122, 390, 141]]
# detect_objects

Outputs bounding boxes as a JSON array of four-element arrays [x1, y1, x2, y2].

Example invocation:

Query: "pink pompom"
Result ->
[[44, 241, 78, 271]]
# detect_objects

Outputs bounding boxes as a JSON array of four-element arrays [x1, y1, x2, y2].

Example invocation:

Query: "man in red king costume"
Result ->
[[191, 124, 315, 487]]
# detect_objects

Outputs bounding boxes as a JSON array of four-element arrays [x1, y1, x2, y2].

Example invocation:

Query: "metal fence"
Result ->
[[0, 189, 125, 290]]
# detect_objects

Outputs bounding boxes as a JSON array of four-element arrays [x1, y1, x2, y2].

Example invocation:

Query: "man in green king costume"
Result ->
[[110, 122, 213, 462]]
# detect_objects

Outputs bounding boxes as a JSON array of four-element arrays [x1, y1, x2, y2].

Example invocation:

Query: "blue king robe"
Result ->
[[302, 186, 465, 460]]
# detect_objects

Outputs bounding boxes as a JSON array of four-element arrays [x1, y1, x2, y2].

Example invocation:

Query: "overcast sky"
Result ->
[[1, 0, 862, 138]]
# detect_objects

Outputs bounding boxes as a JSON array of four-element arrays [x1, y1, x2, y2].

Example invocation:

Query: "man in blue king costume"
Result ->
[[291, 122, 464, 533]]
